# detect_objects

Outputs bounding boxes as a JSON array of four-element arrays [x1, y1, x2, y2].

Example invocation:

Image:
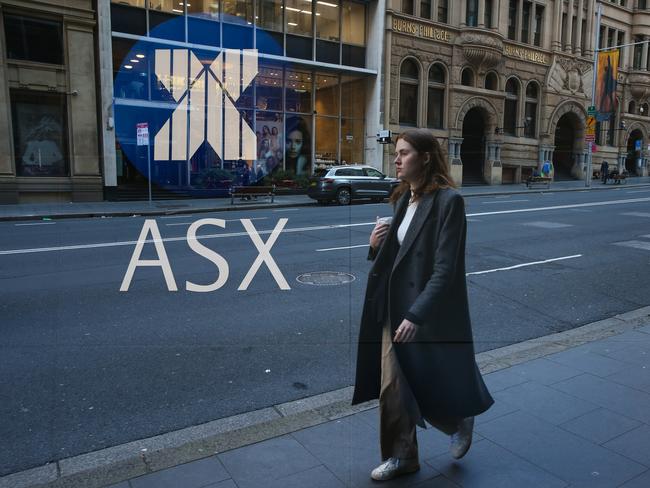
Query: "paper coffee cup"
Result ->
[[377, 216, 392, 226]]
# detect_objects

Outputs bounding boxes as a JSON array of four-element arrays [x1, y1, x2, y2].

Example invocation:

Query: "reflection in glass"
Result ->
[[188, 0, 221, 18], [286, 70, 313, 113], [113, 38, 150, 100], [285, 0, 312, 36], [256, 112, 283, 176], [315, 74, 339, 116], [223, 0, 254, 23], [342, 1, 365, 45], [315, 116, 338, 167], [340, 119, 364, 165], [285, 115, 311, 175], [317, 0, 339, 41], [341, 76, 366, 118], [110, 0, 145, 6], [12, 91, 68, 177], [257, 0, 283, 31], [149, 0, 183, 13], [256, 66, 283, 111]]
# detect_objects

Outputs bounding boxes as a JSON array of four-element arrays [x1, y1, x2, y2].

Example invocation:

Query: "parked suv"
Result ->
[[307, 165, 399, 205]]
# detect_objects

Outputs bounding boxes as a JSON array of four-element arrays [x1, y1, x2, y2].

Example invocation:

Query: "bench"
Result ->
[[525, 176, 552, 189], [605, 172, 627, 185], [230, 185, 275, 204]]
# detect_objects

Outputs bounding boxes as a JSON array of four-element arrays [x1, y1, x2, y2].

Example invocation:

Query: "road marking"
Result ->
[[614, 240, 650, 251], [14, 222, 56, 226], [165, 217, 267, 226], [160, 215, 194, 219], [621, 212, 650, 218], [523, 221, 573, 229], [482, 199, 529, 204], [3, 197, 650, 256], [467, 255, 583, 276], [316, 244, 369, 252], [273, 208, 300, 212], [624, 189, 650, 194]]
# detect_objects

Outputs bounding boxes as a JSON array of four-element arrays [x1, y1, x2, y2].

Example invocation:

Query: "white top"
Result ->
[[397, 198, 419, 245]]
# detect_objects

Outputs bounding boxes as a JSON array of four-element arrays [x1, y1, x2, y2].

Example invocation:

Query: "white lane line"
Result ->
[[165, 217, 268, 226], [614, 241, 650, 251], [14, 222, 56, 226], [273, 208, 300, 212], [467, 255, 583, 276], [621, 212, 650, 218], [316, 244, 369, 252], [160, 215, 194, 219], [625, 190, 650, 194], [481, 199, 529, 204], [3, 197, 649, 256]]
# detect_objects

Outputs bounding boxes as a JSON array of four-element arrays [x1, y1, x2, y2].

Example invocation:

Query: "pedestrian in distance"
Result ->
[[601, 160, 609, 184], [352, 128, 494, 482]]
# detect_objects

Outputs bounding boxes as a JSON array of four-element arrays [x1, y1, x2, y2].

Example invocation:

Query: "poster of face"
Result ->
[[256, 112, 283, 179], [285, 115, 311, 177]]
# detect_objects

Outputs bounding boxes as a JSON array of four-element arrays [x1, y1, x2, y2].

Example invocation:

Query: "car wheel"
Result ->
[[336, 187, 351, 205]]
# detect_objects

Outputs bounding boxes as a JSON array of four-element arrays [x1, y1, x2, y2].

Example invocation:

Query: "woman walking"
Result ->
[[352, 129, 493, 481]]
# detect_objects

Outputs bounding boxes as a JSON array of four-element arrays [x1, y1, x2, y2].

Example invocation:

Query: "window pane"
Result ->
[[257, 0, 282, 31], [189, 0, 221, 18], [365, 167, 382, 177], [525, 102, 536, 137], [461, 68, 473, 86], [256, 112, 284, 176], [111, 0, 145, 5], [222, 0, 254, 23], [427, 87, 444, 129], [421, 0, 431, 19], [4, 15, 64, 64], [256, 66, 283, 111], [315, 74, 339, 116], [341, 119, 364, 164], [286, 115, 312, 175], [341, 76, 366, 118], [508, 0, 516, 39], [401, 59, 418, 79], [285, 0, 312, 36], [399, 83, 418, 126], [466, 0, 478, 27], [526, 83, 538, 98], [485, 72, 497, 90], [317, 0, 339, 41], [403, 0, 414, 15], [12, 90, 68, 177], [485, 0, 493, 28], [342, 1, 365, 45], [534, 5, 544, 46], [113, 39, 150, 101], [149, 0, 183, 13], [429, 64, 445, 83], [505, 78, 519, 95], [437, 0, 448, 23], [504, 99, 517, 135], [521, 1, 531, 43], [286, 70, 313, 113], [316, 116, 339, 166]]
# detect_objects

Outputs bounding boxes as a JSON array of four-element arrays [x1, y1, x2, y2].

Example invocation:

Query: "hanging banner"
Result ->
[[595, 50, 619, 121]]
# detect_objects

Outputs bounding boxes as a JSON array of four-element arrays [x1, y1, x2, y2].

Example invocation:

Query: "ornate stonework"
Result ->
[[460, 30, 504, 70], [549, 56, 593, 96], [547, 101, 587, 136], [627, 72, 650, 100], [454, 97, 499, 130]]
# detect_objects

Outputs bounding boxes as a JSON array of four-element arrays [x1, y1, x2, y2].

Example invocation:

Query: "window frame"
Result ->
[[426, 62, 446, 130], [399, 58, 420, 127]]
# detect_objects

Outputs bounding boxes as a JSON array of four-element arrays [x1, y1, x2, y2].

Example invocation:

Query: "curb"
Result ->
[[2, 183, 650, 222], [3, 305, 649, 488]]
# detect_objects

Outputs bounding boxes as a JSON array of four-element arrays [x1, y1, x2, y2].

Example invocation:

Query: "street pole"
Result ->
[[147, 141, 152, 204], [587, 2, 603, 188]]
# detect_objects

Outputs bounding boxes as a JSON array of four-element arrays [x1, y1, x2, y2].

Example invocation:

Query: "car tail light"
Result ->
[[322, 178, 334, 184]]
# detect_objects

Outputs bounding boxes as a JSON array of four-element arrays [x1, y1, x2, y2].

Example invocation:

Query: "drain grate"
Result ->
[[296, 271, 356, 286]]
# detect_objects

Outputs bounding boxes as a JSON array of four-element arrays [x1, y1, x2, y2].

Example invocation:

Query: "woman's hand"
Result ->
[[369, 217, 389, 251], [394, 319, 418, 343]]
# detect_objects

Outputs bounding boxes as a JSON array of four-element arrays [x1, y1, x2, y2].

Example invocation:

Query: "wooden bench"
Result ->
[[525, 176, 552, 189], [230, 185, 275, 204], [605, 172, 627, 185]]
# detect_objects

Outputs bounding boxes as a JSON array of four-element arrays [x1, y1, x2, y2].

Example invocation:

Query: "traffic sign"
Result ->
[[136, 123, 149, 146], [585, 134, 595, 142], [587, 105, 597, 116]]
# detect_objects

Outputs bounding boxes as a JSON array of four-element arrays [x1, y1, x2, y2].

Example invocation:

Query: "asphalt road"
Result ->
[[1, 186, 650, 476]]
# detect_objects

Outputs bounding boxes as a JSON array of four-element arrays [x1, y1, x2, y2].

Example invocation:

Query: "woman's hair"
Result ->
[[285, 116, 311, 156], [389, 128, 456, 204]]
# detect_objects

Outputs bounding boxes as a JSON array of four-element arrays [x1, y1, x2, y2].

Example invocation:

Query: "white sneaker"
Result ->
[[449, 417, 474, 459], [370, 457, 420, 481]]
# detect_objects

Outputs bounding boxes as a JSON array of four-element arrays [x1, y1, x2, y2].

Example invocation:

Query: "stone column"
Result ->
[[485, 139, 503, 185], [449, 137, 463, 186], [552, 0, 563, 50], [565, 1, 574, 52], [460, 0, 467, 26], [643, 36, 649, 71], [618, 152, 627, 174], [584, 0, 595, 57], [478, 0, 485, 27], [517, 0, 524, 41], [575, 0, 584, 56], [98, 0, 117, 190]]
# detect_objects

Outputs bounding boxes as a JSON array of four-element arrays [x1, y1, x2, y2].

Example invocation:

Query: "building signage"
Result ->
[[136, 123, 149, 146], [392, 18, 451, 42], [504, 45, 549, 65]]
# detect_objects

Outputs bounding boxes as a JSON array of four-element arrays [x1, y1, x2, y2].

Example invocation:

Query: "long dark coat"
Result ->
[[352, 187, 494, 419]]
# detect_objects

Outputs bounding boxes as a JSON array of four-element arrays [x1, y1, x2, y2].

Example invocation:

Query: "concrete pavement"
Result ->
[[2, 177, 650, 221], [2, 306, 649, 488]]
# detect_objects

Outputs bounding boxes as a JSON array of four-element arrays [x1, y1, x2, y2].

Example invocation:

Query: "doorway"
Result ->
[[626, 130, 643, 175], [554, 113, 580, 180], [461, 108, 486, 185]]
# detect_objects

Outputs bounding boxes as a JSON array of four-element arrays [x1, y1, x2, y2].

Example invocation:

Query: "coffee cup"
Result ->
[[376, 216, 392, 226]]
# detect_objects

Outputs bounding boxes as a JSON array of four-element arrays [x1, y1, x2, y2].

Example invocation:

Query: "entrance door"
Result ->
[[626, 130, 643, 175], [554, 114, 578, 180], [461, 108, 486, 185]]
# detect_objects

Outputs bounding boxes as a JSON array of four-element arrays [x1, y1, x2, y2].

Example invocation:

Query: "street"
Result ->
[[1, 187, 650, 476]]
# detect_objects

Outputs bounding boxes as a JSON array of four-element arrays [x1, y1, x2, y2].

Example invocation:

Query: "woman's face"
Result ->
[[263, 126, 270, 136], [394, 138, 426, 184], [271, 127, 278, 136], [287, 130, 303, 158]]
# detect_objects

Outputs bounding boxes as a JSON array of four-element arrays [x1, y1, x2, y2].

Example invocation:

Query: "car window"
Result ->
[[364, 168, 384, 178], [335, 168, 363, 176], [313, 168, 328, 177]]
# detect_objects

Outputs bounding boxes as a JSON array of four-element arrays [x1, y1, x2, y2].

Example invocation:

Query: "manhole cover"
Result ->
[[296, 271, 356, 286]]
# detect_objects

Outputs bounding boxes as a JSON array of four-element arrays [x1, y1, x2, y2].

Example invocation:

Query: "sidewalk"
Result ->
[[103, 309, 650, 488], [5, 308, 648, 488], [2, 177, 650, 221]]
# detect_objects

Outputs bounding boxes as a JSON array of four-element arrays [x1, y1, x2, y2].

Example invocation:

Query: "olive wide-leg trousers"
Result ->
[[379, 318, 460, 461]]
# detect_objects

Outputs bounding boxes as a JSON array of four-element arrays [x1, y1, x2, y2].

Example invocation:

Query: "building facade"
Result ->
[[384, 0, 650, 185], [0, 0, 101, 203]]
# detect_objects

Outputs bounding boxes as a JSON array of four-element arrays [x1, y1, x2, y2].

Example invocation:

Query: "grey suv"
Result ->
[[307, 165, 399, 205]]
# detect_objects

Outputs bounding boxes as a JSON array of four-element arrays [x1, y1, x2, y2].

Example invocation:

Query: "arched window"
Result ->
[[461, 67, 474, 87], [485, 72, 498, 90], [427, 63, 446, 129], [629, 101, 636, 114], [504, 77, 520, 136], [399, 59, 419, 126], [642, 103, 649, 116], [524, 82, 539, 138]]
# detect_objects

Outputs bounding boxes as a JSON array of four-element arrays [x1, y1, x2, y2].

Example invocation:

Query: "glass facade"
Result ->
[[110, 0, 369, 189]]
